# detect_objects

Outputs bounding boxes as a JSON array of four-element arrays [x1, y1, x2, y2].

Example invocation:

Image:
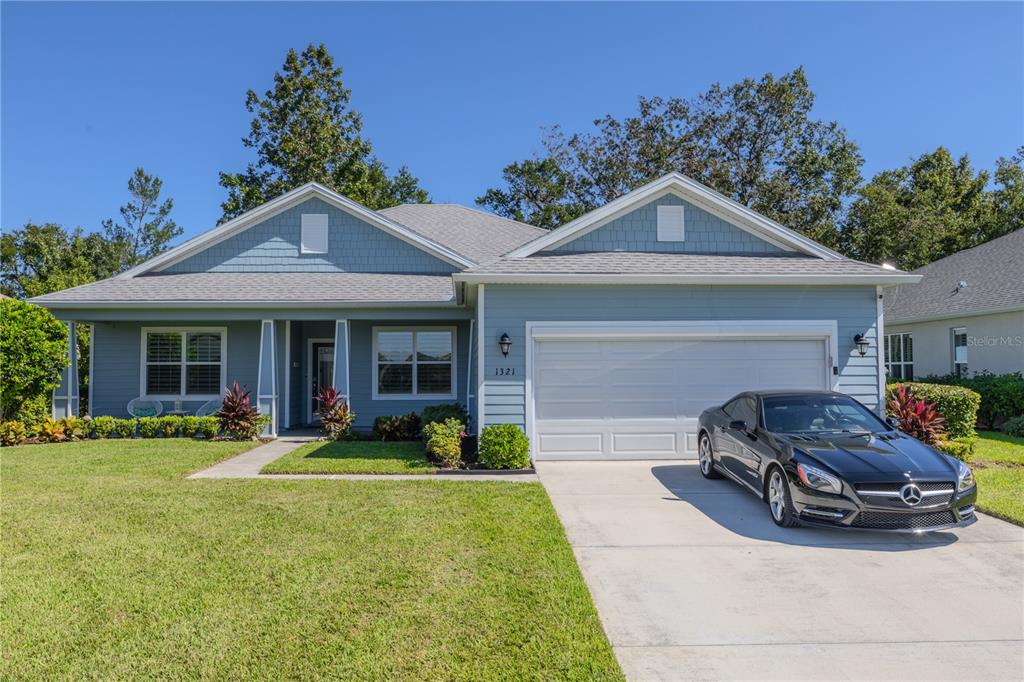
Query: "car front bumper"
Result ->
[[788, 480, 978, 533]]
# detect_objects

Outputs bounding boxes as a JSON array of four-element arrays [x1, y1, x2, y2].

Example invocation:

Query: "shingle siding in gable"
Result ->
[[548, 194, 784, 254], [165, 198, 458, 274]]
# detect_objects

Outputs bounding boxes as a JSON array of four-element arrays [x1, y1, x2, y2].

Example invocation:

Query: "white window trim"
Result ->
[[372, 326, 457, 401], [657, 204, 685, 242], [884, 332, 913, 380], [952, 326, 968, 376], [139, 326, 227, 401], [300, 213, 329, 254]]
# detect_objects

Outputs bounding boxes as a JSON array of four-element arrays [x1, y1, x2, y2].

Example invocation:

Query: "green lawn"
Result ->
[[972, 431, 1024, 526], [262, 439, 436, 475], [1, 439, 620, 680]]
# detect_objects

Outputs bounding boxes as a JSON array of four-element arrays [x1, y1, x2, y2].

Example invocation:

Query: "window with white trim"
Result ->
[[884, 332, 913, 380], [952, 327, 968, 377], [300, 213, 328, 254], [143, 328, 226, 398], [374, 328, 455, 398]]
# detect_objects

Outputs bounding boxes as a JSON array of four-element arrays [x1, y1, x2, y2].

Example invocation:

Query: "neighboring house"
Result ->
[[32, 173, 917, 460], [883, 229, 1024, 380]]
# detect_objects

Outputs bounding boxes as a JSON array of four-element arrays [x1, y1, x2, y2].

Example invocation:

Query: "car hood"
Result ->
[[777, 432, 956, 478]]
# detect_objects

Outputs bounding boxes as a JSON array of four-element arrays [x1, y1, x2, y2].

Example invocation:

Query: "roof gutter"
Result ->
[[30, 299, 460, 310], [453, 273, 923, 286]]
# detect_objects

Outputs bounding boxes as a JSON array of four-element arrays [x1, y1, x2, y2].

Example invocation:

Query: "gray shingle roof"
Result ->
[[459, 251, 902, 276], [885, 229, 1024, 322], [379, 204, 546, 264], [29, 272, 456, 306]]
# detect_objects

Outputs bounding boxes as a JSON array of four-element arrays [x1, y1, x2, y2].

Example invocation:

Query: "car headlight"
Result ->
[[957, 460, 975, 491], [796, 462, 843, 494]]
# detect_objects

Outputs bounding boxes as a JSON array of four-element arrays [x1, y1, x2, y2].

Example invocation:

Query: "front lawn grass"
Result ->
[[2, 439, 621, 680], [262, 439, 436, 474], [972, 431, 1024, 526]]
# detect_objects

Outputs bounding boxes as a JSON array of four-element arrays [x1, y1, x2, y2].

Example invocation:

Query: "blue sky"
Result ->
[[3, 2, 1022, 241]]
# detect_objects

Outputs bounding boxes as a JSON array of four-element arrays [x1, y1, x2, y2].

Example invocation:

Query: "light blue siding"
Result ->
[[481, 284, 882, 430], [90, 320, 260, 418], [549, 194, 784, 254], [165, 198, 457, 274]]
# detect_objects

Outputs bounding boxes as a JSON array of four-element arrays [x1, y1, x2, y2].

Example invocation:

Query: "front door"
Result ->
[[310, 341, 334, 422]]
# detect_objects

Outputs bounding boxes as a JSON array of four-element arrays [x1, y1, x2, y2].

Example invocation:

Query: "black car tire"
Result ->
[[766, 467, 800, 528], [698, 432, 722, 479]]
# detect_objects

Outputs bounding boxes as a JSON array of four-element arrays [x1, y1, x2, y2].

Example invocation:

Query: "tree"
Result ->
[[101, 167, 182, 269], [0, 223, 110, 299], [218, 43, 428, 221], [0, 298, 68, 422], [840, 147, 1021, 269], [478, 68, 863, 245]]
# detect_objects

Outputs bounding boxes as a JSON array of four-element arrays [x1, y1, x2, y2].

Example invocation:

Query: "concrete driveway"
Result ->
[[537, 461, 1024, 681]]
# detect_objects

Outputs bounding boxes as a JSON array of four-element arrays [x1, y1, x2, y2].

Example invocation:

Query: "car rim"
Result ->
[[769, 472, 785, 521], [699, 437, 711, 474]]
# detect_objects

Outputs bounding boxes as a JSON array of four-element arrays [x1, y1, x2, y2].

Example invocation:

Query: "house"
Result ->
[[31, 173, 918, 460], [883, 229, 1024, 380]]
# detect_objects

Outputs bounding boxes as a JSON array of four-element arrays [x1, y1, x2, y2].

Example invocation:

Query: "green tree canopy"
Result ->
[[840, 147, 1023, 269], [218, 44, 428, 221], [0, 298, 68, 421], [478, 67, 863, 245], [102, 167, 183, 269]]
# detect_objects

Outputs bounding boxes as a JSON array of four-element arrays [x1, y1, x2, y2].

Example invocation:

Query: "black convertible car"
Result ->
[[697, 391, 977, 532]]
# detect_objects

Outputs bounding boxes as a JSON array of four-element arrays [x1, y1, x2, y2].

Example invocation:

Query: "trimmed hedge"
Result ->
[[420, 403, 469, 432], [423, 418, 464, 468], [478, 424, 530, 470], [373, 412, 421, 441], [917, 372, 1024, 429], [935, 436, 977, 462], [1004, 415, 1024, 438], [886, 382, 980, 440]]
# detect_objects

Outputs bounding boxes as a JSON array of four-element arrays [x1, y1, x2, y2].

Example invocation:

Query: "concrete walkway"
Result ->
[[188, 434, 538, 482], [537, 460, 1024, 682]]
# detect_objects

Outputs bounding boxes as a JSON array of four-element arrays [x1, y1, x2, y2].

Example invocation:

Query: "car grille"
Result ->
[[851, 510, 957, 530], [854, 482, 955, 507]]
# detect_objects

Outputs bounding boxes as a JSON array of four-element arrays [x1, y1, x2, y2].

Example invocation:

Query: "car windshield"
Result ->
[[762, 395, 888, 435]]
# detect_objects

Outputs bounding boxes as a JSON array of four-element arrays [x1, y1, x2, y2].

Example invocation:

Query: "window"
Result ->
[[884, 332, 913, 380], [142, 328, 226, 398], [723, 396, 757, 427], [656, 205, 685, 242], [300, 213, 328, 254], [374, 327, 455, 399], [953, 327, 968, 377]]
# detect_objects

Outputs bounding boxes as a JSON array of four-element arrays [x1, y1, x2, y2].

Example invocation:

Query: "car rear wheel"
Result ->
[[767, 468, 800, 527], [698, 433, 721, 479]]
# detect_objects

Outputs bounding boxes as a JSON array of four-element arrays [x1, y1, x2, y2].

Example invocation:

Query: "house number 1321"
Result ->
[[494, 367, 515, 376]]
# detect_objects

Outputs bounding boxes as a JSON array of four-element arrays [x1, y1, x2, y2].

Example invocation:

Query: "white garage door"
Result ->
[[532, 336, 828, 460]]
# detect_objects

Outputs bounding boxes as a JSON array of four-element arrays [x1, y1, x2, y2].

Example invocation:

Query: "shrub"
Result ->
[[216, 382, 262, 440], [423, 418, 464, 468], [478, 424, 531, 469], [113, 418, 136, 439], [198, 416, 220, 439], [887, 382, 979, 440], [0, 421, 27, 446], [0, 299, 68, 422], [12, 394, 50, 430], [373, 412, 421, 441], [180, 415, 200, 438], [91, 416, 116, 439], [138, 417, 160, 438], [315, 386, 355, 441], [918, 372, 1024, 429], [420, 403, 469, 432], [936, 436, 977, 462], [1004, 415, 1024, 438], [37, 418, 67, 443], [61, 416, 88, 441], [886, 385, 947, 445], [159, 415, 183, 438]]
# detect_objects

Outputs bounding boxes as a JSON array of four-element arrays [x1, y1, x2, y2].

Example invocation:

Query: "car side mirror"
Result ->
[[729, 420, 748, 431], [885, 416, 901, 430]]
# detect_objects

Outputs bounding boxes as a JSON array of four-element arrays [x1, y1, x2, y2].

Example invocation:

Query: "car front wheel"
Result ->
[[767, 468, 800, 527], [698, 433, 721, 479]]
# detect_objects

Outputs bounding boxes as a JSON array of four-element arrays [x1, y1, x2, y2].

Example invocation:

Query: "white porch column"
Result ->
[[332, 319, 350, 407], [256, 319, 278, 436], [52, 321, 79, 418]]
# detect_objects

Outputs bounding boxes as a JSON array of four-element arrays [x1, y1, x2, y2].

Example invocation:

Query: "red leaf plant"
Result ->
[[887, 385, 947, 445], [315, 386, 356, 441]]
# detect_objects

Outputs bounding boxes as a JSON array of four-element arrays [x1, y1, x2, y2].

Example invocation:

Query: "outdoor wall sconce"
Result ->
[[853, 333, 870, 357], [498, 333, 512, 357]]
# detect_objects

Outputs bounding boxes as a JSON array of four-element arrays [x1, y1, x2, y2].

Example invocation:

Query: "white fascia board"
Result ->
[[885, 304, 1024, 326], [505, 173, 843, 260], [120, 183, 475, 278], [32, 299, 461, 310], [453, 272, 923, 286]]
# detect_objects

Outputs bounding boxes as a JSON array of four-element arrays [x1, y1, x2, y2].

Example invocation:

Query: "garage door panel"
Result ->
[[533, 335, 828, 461]]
